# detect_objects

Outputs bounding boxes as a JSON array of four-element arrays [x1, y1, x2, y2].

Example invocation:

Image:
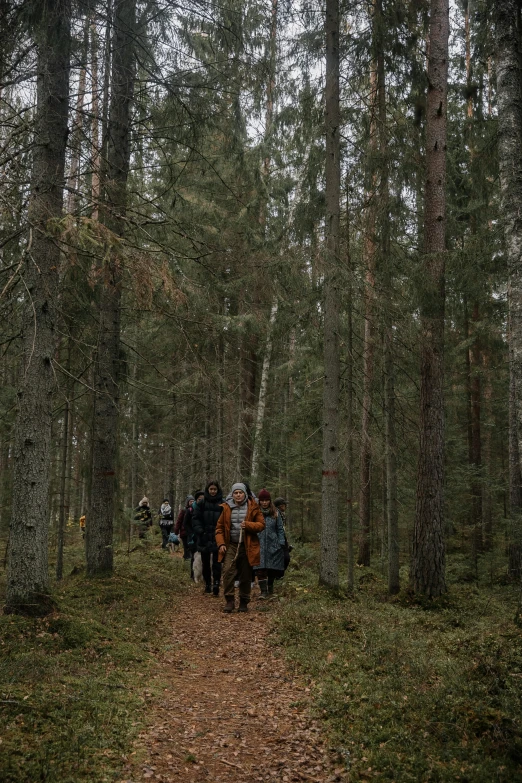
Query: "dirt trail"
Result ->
[[124, 579, 345, 783]]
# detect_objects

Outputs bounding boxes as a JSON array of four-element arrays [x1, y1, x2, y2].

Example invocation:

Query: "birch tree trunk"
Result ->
[[496, 0, 522, 579], [5, 0, 71, 615], [411, 0, 449, 597], [320, 0, 341, 589], [86, 0, 136, 576]]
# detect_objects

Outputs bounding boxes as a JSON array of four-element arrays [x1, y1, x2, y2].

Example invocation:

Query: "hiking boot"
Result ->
[[268, 582, 274, 595], [212, 582, 220, 597], [258, 579, 269, 600], [204, 583, 211, 594], [222, 599, 235, 613], [238, 598, 249, 612]]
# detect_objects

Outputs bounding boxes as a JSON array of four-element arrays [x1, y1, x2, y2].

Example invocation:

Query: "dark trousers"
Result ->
[[201, 551, 222, 586], [181, 535, 191, 559], [222, 542, 252, 601], [160, 524, 173, 548], [255, 568, 279, 588]]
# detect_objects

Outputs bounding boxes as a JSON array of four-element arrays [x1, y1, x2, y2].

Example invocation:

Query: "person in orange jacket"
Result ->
[[215, 482, 265, 613]]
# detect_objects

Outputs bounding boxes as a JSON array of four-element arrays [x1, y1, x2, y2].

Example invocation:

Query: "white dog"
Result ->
[[193, 551, 203, 583]]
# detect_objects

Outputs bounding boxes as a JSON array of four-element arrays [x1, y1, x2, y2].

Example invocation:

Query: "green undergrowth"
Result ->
[[273, 544, 522, 782], [0, 543, 189, 783]]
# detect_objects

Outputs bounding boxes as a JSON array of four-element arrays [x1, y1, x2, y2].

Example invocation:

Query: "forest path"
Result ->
[[123, 571, 345, 783]]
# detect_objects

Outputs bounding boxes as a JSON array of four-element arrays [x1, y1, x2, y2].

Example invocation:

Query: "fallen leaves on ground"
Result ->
[[123, 582, 346, 782]]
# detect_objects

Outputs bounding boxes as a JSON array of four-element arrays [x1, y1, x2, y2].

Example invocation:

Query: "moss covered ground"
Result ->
[[0, 541, 187, 783], [1, 537, 522, 782], [274, 544, 522, 782]]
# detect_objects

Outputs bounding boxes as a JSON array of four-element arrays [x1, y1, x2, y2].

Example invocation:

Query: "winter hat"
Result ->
[[194, 490, 205, 500], [186, 494, 195, 502], [258, 488, 271, 501], [139, 496, 149, 506], [274, 497, 287, 507], [231, 482, 247, 495]]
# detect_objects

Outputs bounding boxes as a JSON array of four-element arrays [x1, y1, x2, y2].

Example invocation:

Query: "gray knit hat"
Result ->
[[231, 482, 247, 495]]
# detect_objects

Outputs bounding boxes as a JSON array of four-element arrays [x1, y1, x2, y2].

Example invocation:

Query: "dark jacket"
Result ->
[[174, 507, 187, 537], [192, 483, 224, 554]]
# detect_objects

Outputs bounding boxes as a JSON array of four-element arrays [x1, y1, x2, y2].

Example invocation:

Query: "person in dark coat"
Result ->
[[186, 490, 204, 580], [254, 489, 286, 598], [158, 498, 174, 549], [175, 495, 194, 559], [192, 480, 224, 595]]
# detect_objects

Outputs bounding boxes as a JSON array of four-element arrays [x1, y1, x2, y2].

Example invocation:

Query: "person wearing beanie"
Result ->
[[192, 480, 224, 595], [158, 498, 174, 549], [254, 489, 286, 598], [215, 483, 265, 612], [182, 490, 205, 578], [133, 496, 152, 539]]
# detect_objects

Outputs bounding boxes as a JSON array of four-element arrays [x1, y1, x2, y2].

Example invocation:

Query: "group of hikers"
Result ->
[[133, 480, 291, 612]]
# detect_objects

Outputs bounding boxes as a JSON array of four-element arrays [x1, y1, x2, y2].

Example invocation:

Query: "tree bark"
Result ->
[[56, 339, 72, 581], [5, 0, 71, 615], [357, 41, 379, 568], [345, 194, 354, 592], [411, 0, 449, 597], [66, 15, 89, 216], [251, 297, 278, 482], [496, 0, 522, 579], [86, 0, 136, 577], [509, 315, 522, 576], [385, 326, 399, 593], [320, 0, 341, 589]]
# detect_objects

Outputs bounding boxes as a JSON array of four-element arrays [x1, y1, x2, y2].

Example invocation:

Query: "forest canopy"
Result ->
[[0, 0, 519, 611]]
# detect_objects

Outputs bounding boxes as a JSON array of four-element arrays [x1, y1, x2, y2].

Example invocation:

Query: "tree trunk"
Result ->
[[56, 401, 70, 581], [496, 0, 522, 579], [385, 326, 400, 593], [56, 340, 72, 581], [464, 8, 483, 561], [66, 15, 89, 215], [411, 0, 449, 597], [90, 14, 101, 218], [469, 301, 483, 558], [320, 0, 341, 589], [86, 0, 136, 577], [357, 48, 379, 568], [509, 319, 522, 576], [5, 0, 71, 615], [251, 297, 278, 482], [345, 194, 354, 592], [481, 349, 493, 549]]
